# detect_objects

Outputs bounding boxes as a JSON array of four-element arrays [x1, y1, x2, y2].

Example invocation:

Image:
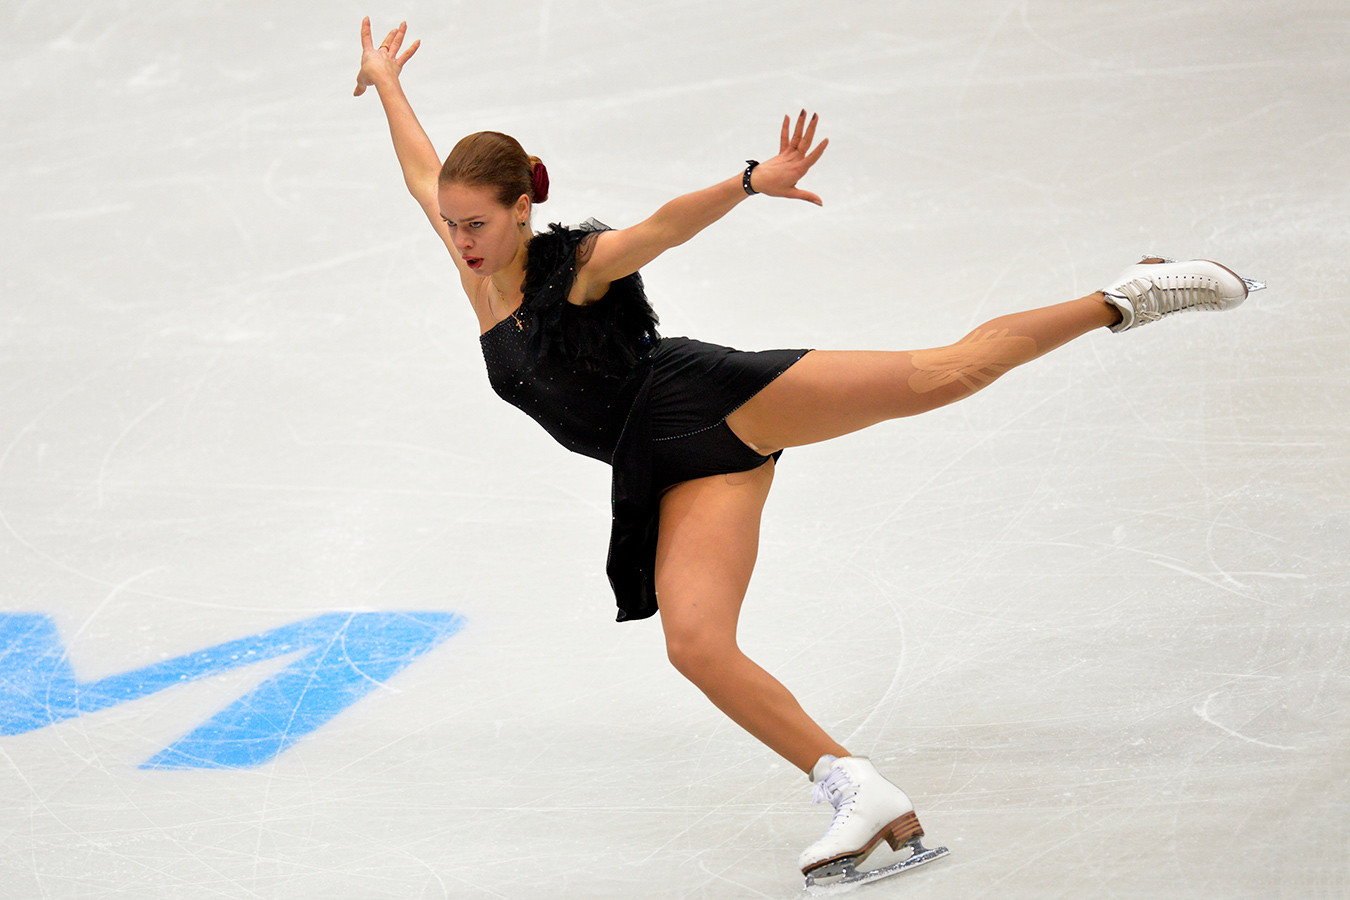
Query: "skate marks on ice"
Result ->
[[805, 836, 949, 894], [3, 0, 1348, 896]]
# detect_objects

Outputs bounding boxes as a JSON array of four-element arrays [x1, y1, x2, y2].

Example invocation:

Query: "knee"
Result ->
[[663, 622, 738, 686]]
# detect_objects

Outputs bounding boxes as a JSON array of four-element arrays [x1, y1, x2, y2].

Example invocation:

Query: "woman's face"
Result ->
[[438, 182, 529, 276]]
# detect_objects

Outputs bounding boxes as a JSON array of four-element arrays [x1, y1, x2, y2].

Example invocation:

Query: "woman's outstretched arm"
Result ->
[[576, 111, 828, 302], [355, 19, 469, 279]]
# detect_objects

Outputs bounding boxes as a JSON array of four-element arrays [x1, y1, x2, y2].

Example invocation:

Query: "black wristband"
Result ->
[[742, 160, 760, 195]]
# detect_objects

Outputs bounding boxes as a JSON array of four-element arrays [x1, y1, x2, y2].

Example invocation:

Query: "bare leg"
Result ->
[[655, 460, 848, 774], [654, 294, 1117, 772], [728, 293, 1119, 453]]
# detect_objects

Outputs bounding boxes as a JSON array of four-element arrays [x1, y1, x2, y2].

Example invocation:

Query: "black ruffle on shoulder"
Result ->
[[519, 220, 660, 376]]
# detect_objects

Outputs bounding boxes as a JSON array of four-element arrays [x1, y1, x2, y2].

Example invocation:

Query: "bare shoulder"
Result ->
[[572, 217, 670, 305], [570, 226, 633, 305]]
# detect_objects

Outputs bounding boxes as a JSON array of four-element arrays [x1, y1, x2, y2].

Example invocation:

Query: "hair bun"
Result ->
[[529, 157, 550, 204]]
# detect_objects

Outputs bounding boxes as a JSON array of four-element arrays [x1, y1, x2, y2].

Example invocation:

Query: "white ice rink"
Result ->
[[2, 1, 1347, 897]]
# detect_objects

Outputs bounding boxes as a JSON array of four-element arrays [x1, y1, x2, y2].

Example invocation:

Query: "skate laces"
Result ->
[[812, 766, 854, 806], [812, 766, 860, 835], [1114, 271, 1224, 320]]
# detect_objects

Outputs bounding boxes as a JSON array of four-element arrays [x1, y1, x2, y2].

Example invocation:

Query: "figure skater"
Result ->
[[354, 19, 1261, 887]]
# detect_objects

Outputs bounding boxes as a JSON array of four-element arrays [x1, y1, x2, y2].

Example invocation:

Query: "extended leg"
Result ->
[[654, 460, 847, 774], [727, 293, 1117, 453]]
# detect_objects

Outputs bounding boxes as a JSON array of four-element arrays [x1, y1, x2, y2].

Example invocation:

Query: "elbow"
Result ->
[[405, 170, 441, 205]]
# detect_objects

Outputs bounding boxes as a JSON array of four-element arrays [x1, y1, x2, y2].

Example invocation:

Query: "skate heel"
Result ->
[[800, 757, 951, 890], [881, 811, 924, 852], [804, 810, 950, 892]]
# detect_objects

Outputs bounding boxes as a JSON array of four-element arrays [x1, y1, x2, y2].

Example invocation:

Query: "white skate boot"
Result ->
[[799, 755, 948, 890], [1102, 256, 1265, 332]]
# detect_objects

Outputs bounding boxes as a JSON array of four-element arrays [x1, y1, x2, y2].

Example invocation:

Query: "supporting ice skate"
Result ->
[[1102, 256, 1265, 332], [800, 756, 949, 891]]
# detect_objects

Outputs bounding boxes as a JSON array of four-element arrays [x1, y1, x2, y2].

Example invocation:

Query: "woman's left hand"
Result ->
[[749, 111, 829, 206]]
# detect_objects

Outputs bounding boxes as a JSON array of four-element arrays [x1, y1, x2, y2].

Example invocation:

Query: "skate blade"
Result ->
[[804, 838, 949, 894]]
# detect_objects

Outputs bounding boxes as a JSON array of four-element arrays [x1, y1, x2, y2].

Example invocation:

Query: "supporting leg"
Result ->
[[654, 460, 848, 774], [727, 293, 1118, 454]]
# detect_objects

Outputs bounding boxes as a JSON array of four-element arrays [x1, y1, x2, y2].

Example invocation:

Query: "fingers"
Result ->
[[781, 186, 823, 206], [805, 136, 828, 167], [790, 110, 807, 148], [357, 18, 417, 96], [397, 38, 420, 67], [381, 22, 406, 55], [363, 18, 408, 55], [779, 111, 822, 155], [761, 112, 827, 204]]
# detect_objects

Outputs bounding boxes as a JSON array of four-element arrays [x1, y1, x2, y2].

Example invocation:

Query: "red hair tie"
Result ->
[[531, 161, 550, 204]]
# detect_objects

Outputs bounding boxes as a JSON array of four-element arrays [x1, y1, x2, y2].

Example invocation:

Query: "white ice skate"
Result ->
[[800, 755, 949, 892], [1102, 256, 1265, 332]]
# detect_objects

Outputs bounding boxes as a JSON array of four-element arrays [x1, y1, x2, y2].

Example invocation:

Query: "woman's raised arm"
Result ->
[[576, 111, 829, 302], [355, 19, 467, 272]]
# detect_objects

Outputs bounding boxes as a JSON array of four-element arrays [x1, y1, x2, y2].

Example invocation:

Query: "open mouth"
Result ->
[[465, 257, 484, 270]]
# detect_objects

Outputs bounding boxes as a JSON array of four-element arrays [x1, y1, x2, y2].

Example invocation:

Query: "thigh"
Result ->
[[654, 460, 775, 647], [729, 303, 1103, 453], [726, 349, 946, 453]]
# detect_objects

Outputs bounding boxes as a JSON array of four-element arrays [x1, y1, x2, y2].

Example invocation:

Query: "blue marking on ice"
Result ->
[[0, 611, 465, 768]]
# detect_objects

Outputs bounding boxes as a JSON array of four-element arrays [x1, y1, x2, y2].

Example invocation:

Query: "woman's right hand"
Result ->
[[354, 18, 420, 97]]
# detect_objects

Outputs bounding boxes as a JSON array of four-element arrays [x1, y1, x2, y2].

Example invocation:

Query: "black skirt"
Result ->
[[607, 337, 809, 621]]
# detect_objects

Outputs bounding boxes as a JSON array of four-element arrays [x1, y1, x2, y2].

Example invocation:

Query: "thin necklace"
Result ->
[[488, 279, 523, 331], [486, 236, 529, 330]]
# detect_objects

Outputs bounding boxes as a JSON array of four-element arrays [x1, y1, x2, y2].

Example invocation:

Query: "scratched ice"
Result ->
[[1, 2, 1347, 898], [0, 612, 465, 768]]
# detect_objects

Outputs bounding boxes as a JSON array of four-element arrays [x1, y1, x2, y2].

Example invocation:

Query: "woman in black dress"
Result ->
[[354, 19, 1256, 885]]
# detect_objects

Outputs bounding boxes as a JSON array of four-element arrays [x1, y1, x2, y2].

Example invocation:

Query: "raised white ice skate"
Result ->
[[1102, 256, 1265, 332], [800, 755, 948, 891]]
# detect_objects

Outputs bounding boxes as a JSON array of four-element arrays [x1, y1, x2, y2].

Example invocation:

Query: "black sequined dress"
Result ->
[[479, 220, 808, 621]]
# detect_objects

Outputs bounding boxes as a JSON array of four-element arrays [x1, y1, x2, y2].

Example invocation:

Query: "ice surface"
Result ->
[[2, 1, 1347, 897]]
